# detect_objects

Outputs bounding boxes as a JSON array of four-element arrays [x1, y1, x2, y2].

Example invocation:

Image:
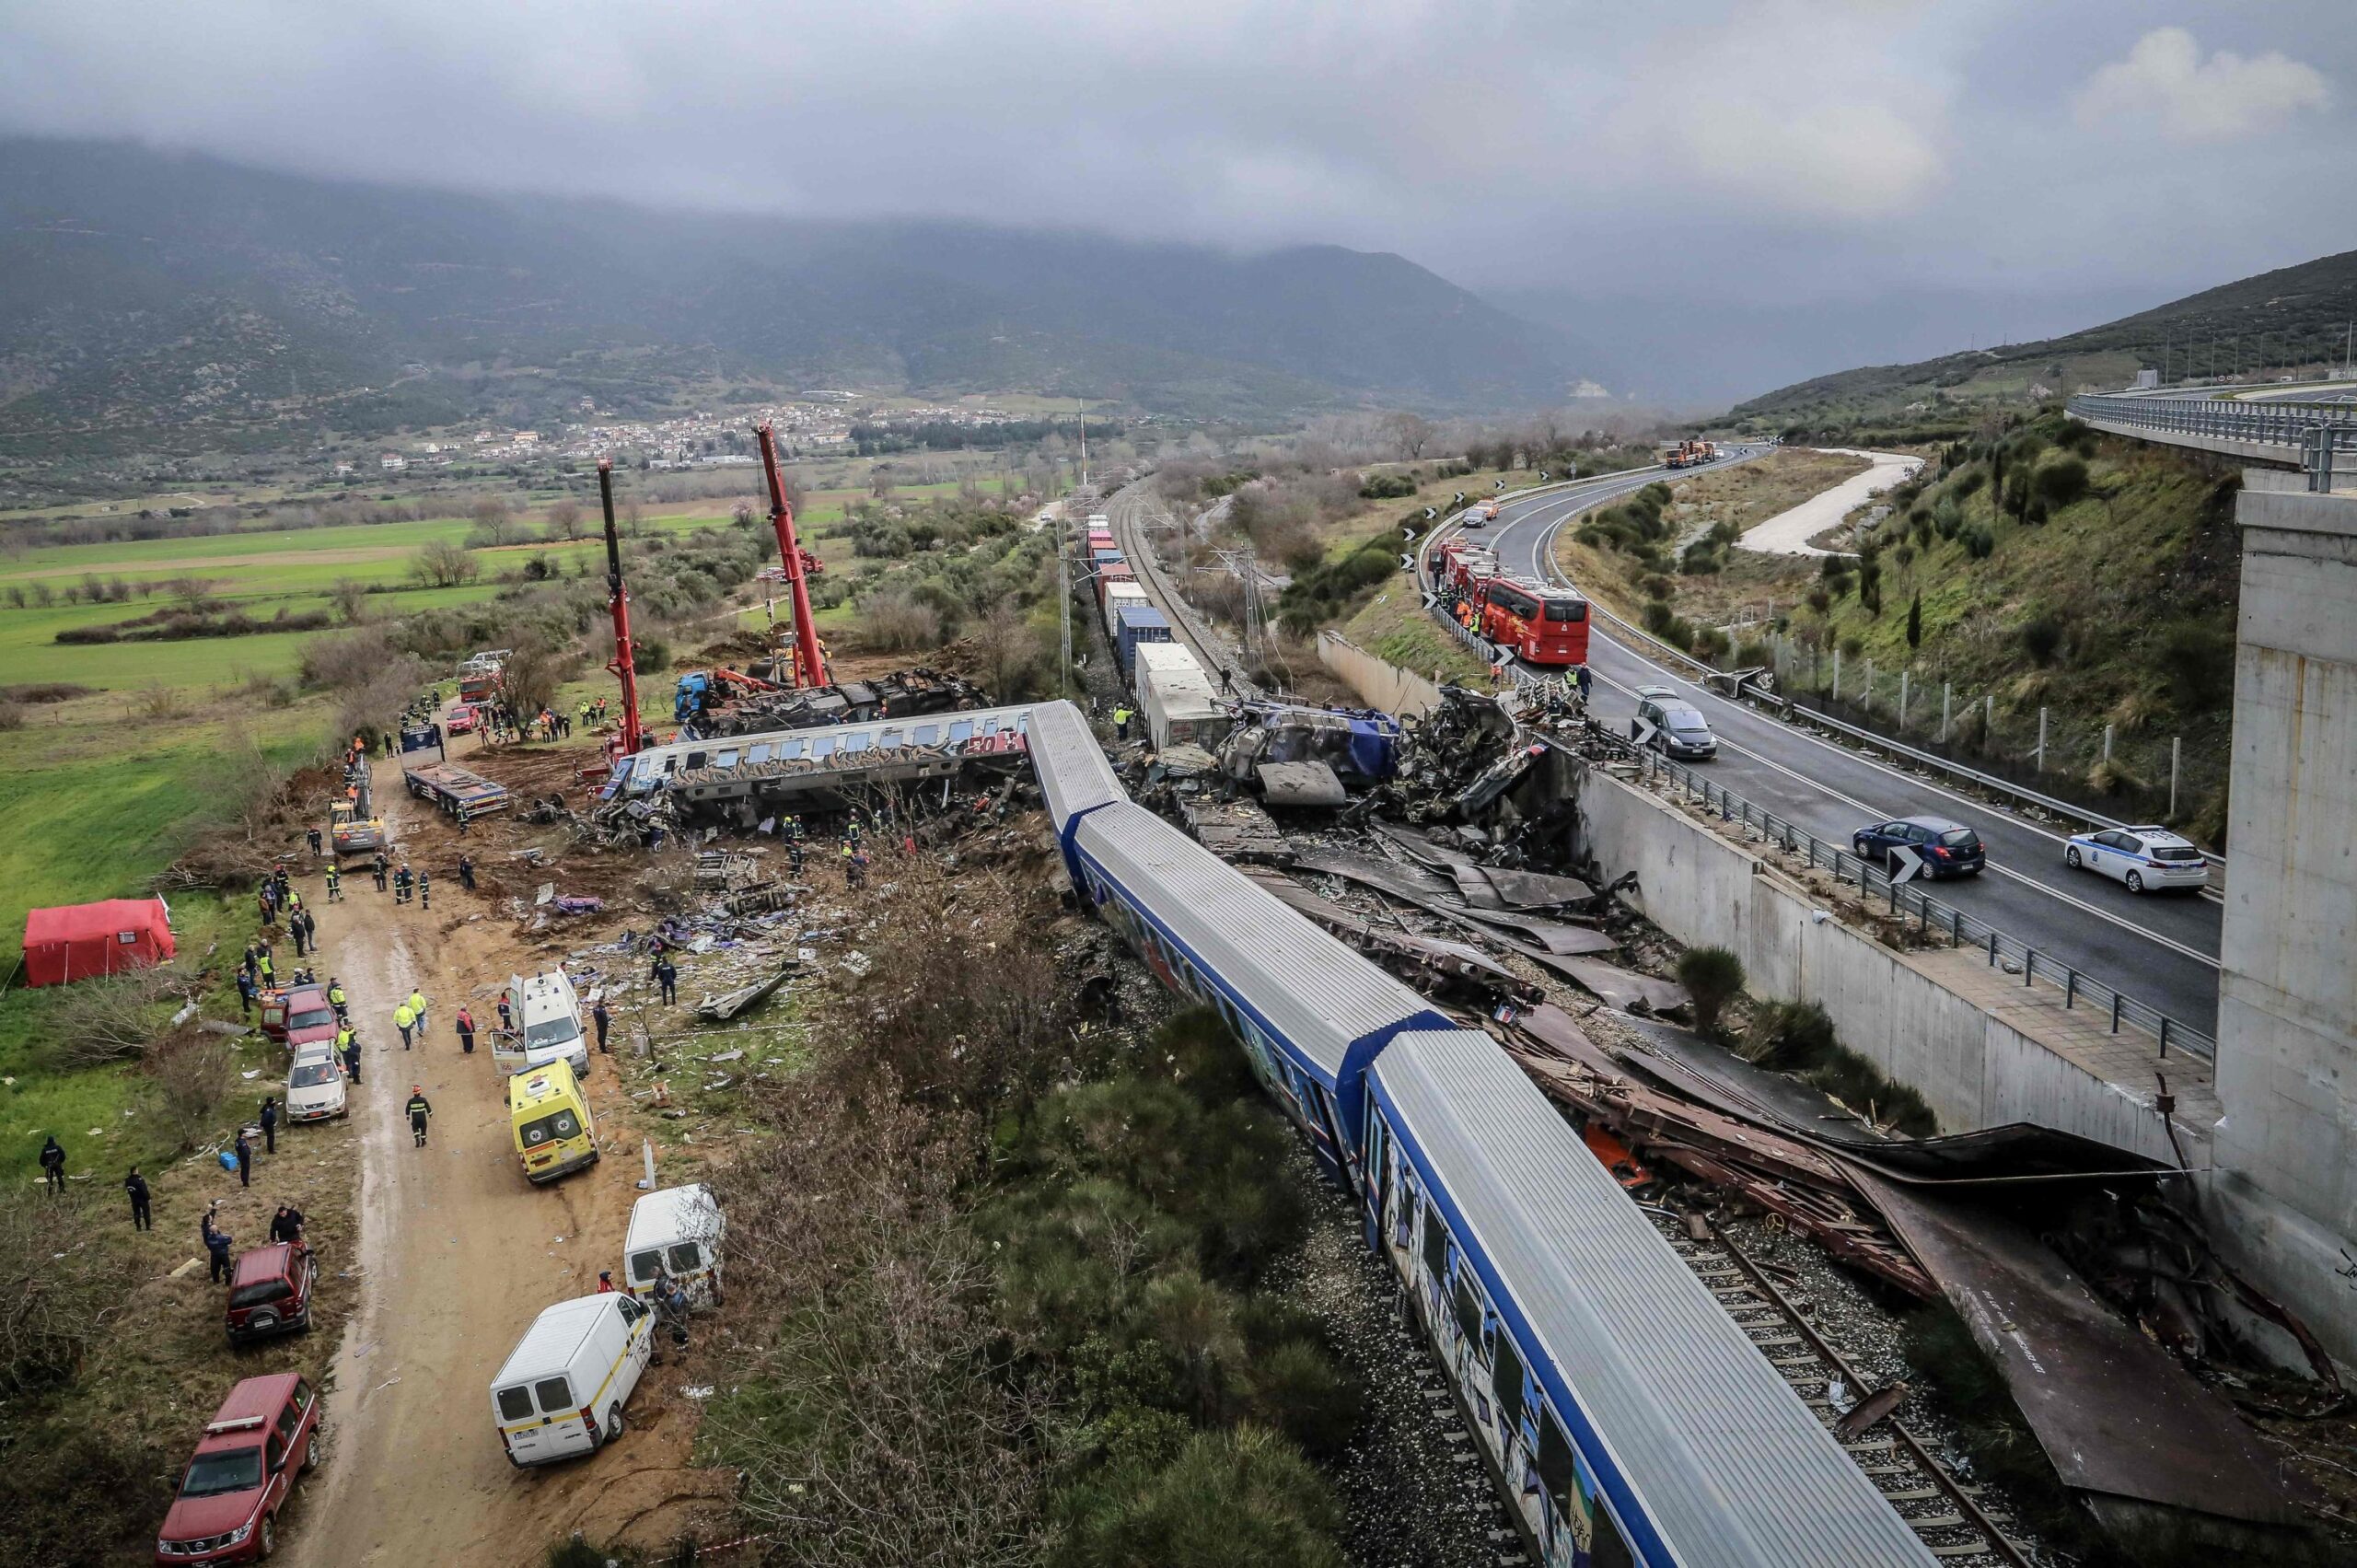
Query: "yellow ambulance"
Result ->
[[508, 1058, 598, 1184]]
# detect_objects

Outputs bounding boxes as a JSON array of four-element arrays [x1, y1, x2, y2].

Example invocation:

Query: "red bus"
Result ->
[[1474, 578, 1590, 666]]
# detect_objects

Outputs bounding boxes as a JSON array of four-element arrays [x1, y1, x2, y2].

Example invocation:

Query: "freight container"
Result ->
[[1093, 562, 1136, 612], [1101, 580, 1149, 633], [1090, 548, 1125, 574], [1114, 606, 1172, 676], [1136, 643, 1229, 750], [1086, 530, 1115, 550]]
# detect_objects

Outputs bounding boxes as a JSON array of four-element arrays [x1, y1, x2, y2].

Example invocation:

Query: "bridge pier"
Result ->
[[2208, 474, 2357, 1366]]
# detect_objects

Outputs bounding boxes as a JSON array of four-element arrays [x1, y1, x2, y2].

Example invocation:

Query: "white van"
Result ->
[[494, 970, 590, 1077], [490, 1294, 654, 1468], [624, 1184, 726, 1307]]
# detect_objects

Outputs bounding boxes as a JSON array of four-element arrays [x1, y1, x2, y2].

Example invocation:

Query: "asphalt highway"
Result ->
[[1424, 457, 2223, 1037]]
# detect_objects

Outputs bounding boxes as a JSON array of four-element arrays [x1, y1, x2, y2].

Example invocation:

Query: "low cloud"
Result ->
[[2074, 27, 2330, 141]]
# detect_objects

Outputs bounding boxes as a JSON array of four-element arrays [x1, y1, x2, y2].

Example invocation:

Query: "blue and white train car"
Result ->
[[1028, 700, 1126, 886], [1067, 800, 1448, 1184], [1364, 1028, 1936, 1568]]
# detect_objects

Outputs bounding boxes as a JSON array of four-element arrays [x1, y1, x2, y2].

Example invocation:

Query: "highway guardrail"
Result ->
[[2070, 393, 2357, 487]]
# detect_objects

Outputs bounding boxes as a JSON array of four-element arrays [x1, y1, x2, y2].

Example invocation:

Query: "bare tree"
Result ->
[[147, 1035, 236, 1151], [46, 965, 190, 1068], [329, 578, 370, 625], [547, 499, 584, 541], [1385, 411, 1435, 461], [468, 495, 514, 547], [411, 540, 479, 588], [0, 1198, 128, 1393]]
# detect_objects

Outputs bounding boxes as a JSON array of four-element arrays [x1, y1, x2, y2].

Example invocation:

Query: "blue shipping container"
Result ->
[[1115, 606, 1172, 675], [1090, 547, 1126, 570]]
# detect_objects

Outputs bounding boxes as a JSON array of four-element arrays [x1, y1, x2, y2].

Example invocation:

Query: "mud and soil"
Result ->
[[284, 740, 729, 1568]]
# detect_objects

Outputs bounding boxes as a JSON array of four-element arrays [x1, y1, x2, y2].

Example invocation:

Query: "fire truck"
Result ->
[[1431, 539, 1591, 667]]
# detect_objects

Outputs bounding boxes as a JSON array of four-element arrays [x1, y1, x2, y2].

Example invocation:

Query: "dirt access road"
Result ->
[[284, 745, 726, 1568]]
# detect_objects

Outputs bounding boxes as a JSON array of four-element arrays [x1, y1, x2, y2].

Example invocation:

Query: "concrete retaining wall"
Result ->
[[1318, 631, 1442, 718], [1576, 767, 2182, 1165]]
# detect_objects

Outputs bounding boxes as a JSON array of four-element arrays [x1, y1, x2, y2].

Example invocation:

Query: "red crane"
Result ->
[[757, 423, 829, 689], [598, 459, 645, 756]]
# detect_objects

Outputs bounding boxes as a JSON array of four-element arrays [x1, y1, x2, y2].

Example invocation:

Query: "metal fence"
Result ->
[[2069, 393, 2357, 489], [1578, 721, 2216, 1062], [1766, 635, 2220, 846]]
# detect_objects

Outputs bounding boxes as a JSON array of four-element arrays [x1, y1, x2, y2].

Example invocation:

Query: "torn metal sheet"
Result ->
[[1179, 796, 1293, 863], [1242, 869, 1534, 1001], [694, 963, 798, 1023], [1291, 848, 1459, 901], [1453, 864, 1596, 912], [1533, 955, 1689, 1015], [1256, 761, 1348, 807], [1851, 1170, 2310, 1530]]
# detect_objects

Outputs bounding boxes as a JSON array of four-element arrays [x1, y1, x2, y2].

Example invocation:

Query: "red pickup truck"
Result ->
[[155, 1373, 321, 1562]]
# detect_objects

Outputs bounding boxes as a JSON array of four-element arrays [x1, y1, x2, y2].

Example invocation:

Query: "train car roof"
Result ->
[[1073, 802, 1438, 1085], [1370, 1028, 1936, 1568], [1028, 700, 1126, 833]]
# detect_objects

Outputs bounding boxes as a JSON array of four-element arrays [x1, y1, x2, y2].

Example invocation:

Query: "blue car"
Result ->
[[1852, 814, 1986, 877]]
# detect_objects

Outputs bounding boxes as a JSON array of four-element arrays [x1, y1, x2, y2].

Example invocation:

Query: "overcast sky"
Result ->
[[2, 0, 2348, 389]]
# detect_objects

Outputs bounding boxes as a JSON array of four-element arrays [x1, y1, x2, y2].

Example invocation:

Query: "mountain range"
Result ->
[[0, 138, 1596, 465], [1724, 249, 2357, 431]]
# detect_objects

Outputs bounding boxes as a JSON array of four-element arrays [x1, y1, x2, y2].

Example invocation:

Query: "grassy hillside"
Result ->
[[1730, 248, 2357, 436], [1775, 418, 2239, 835]]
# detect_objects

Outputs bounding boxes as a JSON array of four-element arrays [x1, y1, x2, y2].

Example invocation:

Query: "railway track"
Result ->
[[1661, 1213, 2038, 1567], [1104, 482, 1265, 697]]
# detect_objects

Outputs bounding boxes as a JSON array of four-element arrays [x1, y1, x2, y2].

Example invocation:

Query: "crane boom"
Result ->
[[598, 459, 645, 755], [757, 423, 828, 689]]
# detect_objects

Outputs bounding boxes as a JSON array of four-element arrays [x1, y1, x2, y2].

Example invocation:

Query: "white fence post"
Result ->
[[2036, 707, 2048, 773], [1940, 683, 1952, 743]]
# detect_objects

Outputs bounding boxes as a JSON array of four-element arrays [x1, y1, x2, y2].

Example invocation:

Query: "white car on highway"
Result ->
[[2062, 825, 2211, 894]]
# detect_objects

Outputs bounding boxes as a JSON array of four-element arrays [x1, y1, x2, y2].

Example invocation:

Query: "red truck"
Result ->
[[154, 1374, 321, 1562]]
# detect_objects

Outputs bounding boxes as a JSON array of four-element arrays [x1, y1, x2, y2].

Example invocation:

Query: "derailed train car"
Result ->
[[1029, 698, 1935, 1568]]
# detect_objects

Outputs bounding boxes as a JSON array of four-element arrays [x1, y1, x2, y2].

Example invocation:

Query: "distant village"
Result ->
[[343, 395, 1040, 478]]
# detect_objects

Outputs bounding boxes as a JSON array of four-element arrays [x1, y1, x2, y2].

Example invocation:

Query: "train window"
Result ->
[[748, 745, 772, 764], [1537, 1411, 1578, 1533], [778, 740, 805, 760], [949, 720, 974, 743], [1492, 1329, 1527, 1434], [809, 737, 835, 760], [714, 749, 738, 770], [1591, 1519, 1635, 1568], [685, 751, 708, 772], [1452, 1273, 1485, 1352], [1421, 1199, 1449, 1283], [915, 725, 940, 746]]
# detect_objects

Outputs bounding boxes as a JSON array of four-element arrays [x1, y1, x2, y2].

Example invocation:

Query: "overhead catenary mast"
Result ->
[[598, 459, 644, 756], [756, 422, 829, 690]]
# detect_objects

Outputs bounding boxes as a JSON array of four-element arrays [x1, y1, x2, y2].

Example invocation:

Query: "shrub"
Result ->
[[2030, 456, 2088, 509], [1056, 1426, 1343, 1568], [2154, 620, 2234, 711], [0, 701, 21, 732], [859, 589, 946, 652], [2017, 612, 2065, 668], [1355, 472, 1416, 500], [1959, 522, 1995, 560], [1676, 947, 1746, 1037], [1641, 598, 1676, 636]]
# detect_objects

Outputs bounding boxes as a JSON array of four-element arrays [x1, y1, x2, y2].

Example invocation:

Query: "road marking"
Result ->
[[1585, 665, 2222, 970]]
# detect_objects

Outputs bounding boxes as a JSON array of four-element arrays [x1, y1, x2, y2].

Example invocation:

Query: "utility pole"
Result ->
[[1210, 548, 1265, 671], [1058, 513, 1074, 694], [1076, 401, 1090, 492]]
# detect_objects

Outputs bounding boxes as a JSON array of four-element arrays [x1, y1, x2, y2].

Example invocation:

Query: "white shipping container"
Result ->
[[1137, 644, 1228, 750], [1101, 581, 1149, 634]]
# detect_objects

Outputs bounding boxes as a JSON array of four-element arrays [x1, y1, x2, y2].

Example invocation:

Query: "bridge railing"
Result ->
[[2070, 393, 2357, 487], [1574, 721, 2216, 1062]]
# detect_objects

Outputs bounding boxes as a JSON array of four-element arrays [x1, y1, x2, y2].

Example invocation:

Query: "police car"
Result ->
[[2062, 825, 2211, 894]]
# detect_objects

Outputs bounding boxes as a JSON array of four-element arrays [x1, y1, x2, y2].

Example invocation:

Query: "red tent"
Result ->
[[21, 898, 175, 987]]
